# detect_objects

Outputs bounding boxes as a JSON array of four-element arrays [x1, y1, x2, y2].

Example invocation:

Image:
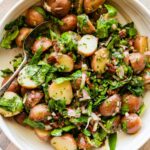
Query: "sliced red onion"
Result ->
[[80, 72, 87, 89], [79, 89, 91, 101], [67, 108, 81, 118]]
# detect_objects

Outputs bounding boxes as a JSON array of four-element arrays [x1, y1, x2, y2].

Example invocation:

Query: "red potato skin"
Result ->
[[2, 77, 20, 94], [44, 0, 71, 18], [121, 113, 142, 134], [15, 112, 27, 125], [84, 0, 106, 14], [60, 14, 77, 32], [25, 90, 44, 109], [122, 94, 143, 113], [16, 28, 32, 48], [29, 104, 50, 121], [26, 8, 45, 27], [99, 94, 121, 117], [129, 53, 146, 74], [31, 37, 52, 53]]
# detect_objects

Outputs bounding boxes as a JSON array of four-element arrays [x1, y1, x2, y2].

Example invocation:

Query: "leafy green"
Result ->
[[82, 129, 91, 137], [23, 118, 45, 129], [49, 30, 59, 40], [96, 17, 118, 39], [33, 6, 46, 19], [54, 70, 82, 84], [48, 99, 66, 114], [60, 31, 79, 52], [124, 22, 137, 37], [105, 4, 117, 17], [108, 133, 117, 150], [50, 125, 75, 136], [137, 104, 146, 116], [70, 116, 88, 124], [0, 27, 19, 49], [4, 16, 26, 30], [0, 68, 13, 78], [29, 48, 43, 65], [107, 35, 120, 50], [127, 76, 144, 96], [11, 54, 23, 70]]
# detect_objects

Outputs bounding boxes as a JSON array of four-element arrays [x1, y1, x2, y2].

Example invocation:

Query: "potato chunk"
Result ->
[[51, 134, 77, 150], [56, 54, 74, 72], [91, 48, 110, 73], [78, 35, 98, 57], [134, 36, 148, 53], [48, 81, 73, 105]]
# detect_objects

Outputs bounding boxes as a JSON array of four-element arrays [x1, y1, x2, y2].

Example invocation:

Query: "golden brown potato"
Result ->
[[26, 7, 45, 27], [84, 0, 105, 14], [24, 90, 44, 109], [134, 36, 148, 53], [43, 0, 71, 18], [32, 37, 52, 53], [48, 81, 73, 105], [29, 104, 50, 121], [16, 28, 32, 48], [2, 77, 20, 94], [99, 94, 121, 117], [91, 48, 110, 73], [121, 113, 142, 134], [122, 94, 143, 113], [50, 53, 74, 72], [78, 35, 98, 57], [129, 53, 146, 74], [142, 68, 150, 90], [51, 134, 77, 150], [60, 14, 77, 32], [34, 129, 50, 142]]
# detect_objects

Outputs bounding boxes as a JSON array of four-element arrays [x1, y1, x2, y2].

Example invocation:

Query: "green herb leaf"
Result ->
[[0, 68, 13, 78], [0, 27, 19, 49], [105, 4, 117, 17], [50, 129, 63, 136], [23, 118, 45, 129], [108, 133, 117, 150]]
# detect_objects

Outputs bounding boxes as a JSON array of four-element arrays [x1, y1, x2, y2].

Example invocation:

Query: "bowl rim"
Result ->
[[0, 0, 150, 150]]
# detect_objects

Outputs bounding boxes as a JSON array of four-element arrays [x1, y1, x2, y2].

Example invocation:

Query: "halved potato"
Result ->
[[51, 134, 77, 150], [78, 35, 98, 57], [34, 129, 50, 142], [48, 81, 73, 105], [91, 48, 110, 73], [18, 65, 39, 89], [50, 53, 74, 72], [134, 36, 148, 54], [0, 92, 23, 117]]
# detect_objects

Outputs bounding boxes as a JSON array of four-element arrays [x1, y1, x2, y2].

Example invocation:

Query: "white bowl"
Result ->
[[0, 0, 150, 150]]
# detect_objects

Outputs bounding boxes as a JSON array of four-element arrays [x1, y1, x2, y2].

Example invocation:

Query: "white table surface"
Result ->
[[0, 0, 150, 150]]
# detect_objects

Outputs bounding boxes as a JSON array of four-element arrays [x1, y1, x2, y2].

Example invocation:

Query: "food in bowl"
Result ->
[[0, 0, 150, 150]]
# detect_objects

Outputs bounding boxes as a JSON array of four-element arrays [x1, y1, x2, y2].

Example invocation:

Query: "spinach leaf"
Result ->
[[48, 99, 66, 114], [0, 27, 19, 49], [60, 31, 79, 52], [0, 68, 13, 78], [33, 6, 46, 19], [54, 70, 82, 84], [70, 116, 88, 124], [82, 129, 91, 137], [107, 35, 120, 50], [105, 4, 117, 17], [4, 16, 26, 30], [29, 48, 43, 65], [11, 54, 23, 70], [124, 22, 137, 37], [108, 133, 117, 150], [96, 17, 118, 39], [137, 104, 146, 116], [49, 30, 59, 40], [23, 118, 45, 129], [50, 125, 75, 136]]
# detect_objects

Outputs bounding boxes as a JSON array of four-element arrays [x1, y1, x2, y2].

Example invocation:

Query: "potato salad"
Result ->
[[0, 0, 150, 150]]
